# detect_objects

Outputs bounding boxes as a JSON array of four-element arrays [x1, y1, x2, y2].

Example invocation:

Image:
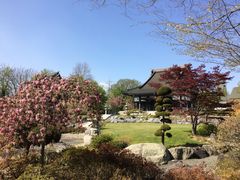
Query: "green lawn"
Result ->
[[102, 123, 202, 148]]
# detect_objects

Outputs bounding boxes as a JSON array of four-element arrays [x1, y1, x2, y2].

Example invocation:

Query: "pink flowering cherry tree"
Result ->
[[0, 74, 69, 165], [65, 76, 102, 134], [0, 73, 102, 165]]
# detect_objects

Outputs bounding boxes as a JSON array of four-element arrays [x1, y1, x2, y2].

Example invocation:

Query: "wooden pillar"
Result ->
[[138, 96, 141, 111]]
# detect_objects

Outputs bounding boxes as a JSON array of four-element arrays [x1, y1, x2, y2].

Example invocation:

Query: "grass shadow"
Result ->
[[183, 130, 192, 133], [181, 143, 203, 147]]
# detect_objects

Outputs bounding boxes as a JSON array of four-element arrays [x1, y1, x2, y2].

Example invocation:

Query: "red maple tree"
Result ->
[[152, 64, 231, 135]]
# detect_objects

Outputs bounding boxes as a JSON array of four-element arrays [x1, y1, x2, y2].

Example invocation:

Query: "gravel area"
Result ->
[[60, 133, 85, 147]]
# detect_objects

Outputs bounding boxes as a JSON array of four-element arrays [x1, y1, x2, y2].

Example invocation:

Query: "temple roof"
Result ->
[[124, 68, 166, 96], [125, 68, 240, 101]]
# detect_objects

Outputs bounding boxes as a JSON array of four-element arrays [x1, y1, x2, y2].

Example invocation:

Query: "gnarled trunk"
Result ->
[[40, 142, 45, 166], [161, 130, 165, 145], [191, 115, 198, 135]]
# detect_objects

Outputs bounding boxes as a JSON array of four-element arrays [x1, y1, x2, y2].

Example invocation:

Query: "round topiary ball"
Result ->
[[162, 97, 173, 104], [155, 105, 163, 112], [166, 132, 172, 138], [157, 87, 172, 96], [156, 97, 163, 103], [154, 129, 163, 136], [160, 124, 171, 131]]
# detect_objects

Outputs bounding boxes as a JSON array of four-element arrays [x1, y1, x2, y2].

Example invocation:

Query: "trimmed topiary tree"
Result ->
[[154, 86, 173, 145]]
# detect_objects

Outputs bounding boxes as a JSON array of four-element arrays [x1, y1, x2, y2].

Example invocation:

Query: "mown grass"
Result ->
[[101, 123, 202, 148]]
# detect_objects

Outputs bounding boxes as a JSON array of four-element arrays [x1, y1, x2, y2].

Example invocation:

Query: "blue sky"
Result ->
[[0, 0, 238, 92]]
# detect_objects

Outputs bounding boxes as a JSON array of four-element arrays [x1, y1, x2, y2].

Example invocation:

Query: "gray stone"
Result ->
[[125, 143, 173, 165], [182, 147, 195, 160], [60, 133, 84, 147], [202, 145, 217, 156], [169, 146, 209, 160], [84, 135, 92, 145], [209, 133, 216, 142], [192, 147, 209, 159], [169, 147, 184, 160], [46, 143, 69, 153]]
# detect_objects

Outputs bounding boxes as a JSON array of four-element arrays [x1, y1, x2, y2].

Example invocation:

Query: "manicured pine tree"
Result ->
[[154, 86, 173, 145]]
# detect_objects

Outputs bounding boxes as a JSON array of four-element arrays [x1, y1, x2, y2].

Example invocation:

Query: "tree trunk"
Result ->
[[40, 142, 45, 166], [192, 123, 197, 135], [25, 144, 31, 156], [161, 130, 165, 145], [191, 115, 198, 135]]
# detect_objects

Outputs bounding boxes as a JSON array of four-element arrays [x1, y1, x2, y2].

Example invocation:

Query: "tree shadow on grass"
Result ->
[[182, 143, 203, 147], [183, 130, 192, 133]]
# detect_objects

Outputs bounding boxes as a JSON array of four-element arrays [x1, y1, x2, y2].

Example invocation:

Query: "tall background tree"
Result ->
[[71, 62, 93, 80], [0, 65, 35, 97], [107, 79, 141, 113]]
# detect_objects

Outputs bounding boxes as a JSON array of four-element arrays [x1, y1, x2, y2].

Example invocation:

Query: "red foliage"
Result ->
[[152, 64, 231, 134]]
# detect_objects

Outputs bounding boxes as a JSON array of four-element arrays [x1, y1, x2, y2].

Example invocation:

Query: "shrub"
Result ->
[[155, 111, 171, 117], [112, 140, 129, 149], [157, 87, 172, 96], [162, 97, 172, 104], [217, 115, 240, 150], [19, 146, 163, 179], [0, 157, 29, 179], [197, 123, 217, 136], [156, 97, 163, 103], [166, 132, 172, 138], [160, 124, 171, 131], [216, 150, 240, 180], [155, 105, 163, 112], [154, 129, 163, 136], [91, 134, 113, 148], [162, 165, 216, 180]]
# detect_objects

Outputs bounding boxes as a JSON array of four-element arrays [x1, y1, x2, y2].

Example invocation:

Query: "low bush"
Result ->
[[197, 123, 217, 136], [162, 165, 216, 180], [216, 150, 240, 180], [19, 145, 163, 179], [111, 140, 129, 149], [0, 157, 29, 179], [217, 115, 240, 150], [91, 134, 128, 150], [91, 134, 114, 148]]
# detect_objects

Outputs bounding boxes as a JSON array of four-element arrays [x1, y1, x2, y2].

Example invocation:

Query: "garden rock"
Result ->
[[60, 133, 84, 147], [169, 146, 209, 160], [147, 118, 161, 123], [83, 135, 92, 145], [46, 143, 69, 153], [168, 147, 184, 160], [202, 145, 218, 156], [125, 143, 173, 165]]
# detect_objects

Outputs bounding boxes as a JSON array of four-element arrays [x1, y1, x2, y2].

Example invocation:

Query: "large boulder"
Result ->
[[125, 143, 173, 165], [169, 146, 209, 160]]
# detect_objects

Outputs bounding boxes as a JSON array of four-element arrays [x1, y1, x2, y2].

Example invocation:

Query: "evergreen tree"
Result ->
[[154, 86, 173, 145]]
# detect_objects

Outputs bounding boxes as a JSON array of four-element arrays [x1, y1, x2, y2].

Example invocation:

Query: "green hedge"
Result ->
[[197, 123, 217, 136]]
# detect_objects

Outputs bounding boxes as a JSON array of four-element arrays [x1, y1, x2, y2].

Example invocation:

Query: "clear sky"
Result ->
[[0, 0, 238, 92]]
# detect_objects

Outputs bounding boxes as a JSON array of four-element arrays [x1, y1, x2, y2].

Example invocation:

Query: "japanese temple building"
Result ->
[[124, 68, 240, 111], [124, 68, 166, 111]]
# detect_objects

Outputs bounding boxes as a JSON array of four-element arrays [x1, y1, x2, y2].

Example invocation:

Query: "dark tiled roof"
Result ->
[[124, 69, 166, 96]]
